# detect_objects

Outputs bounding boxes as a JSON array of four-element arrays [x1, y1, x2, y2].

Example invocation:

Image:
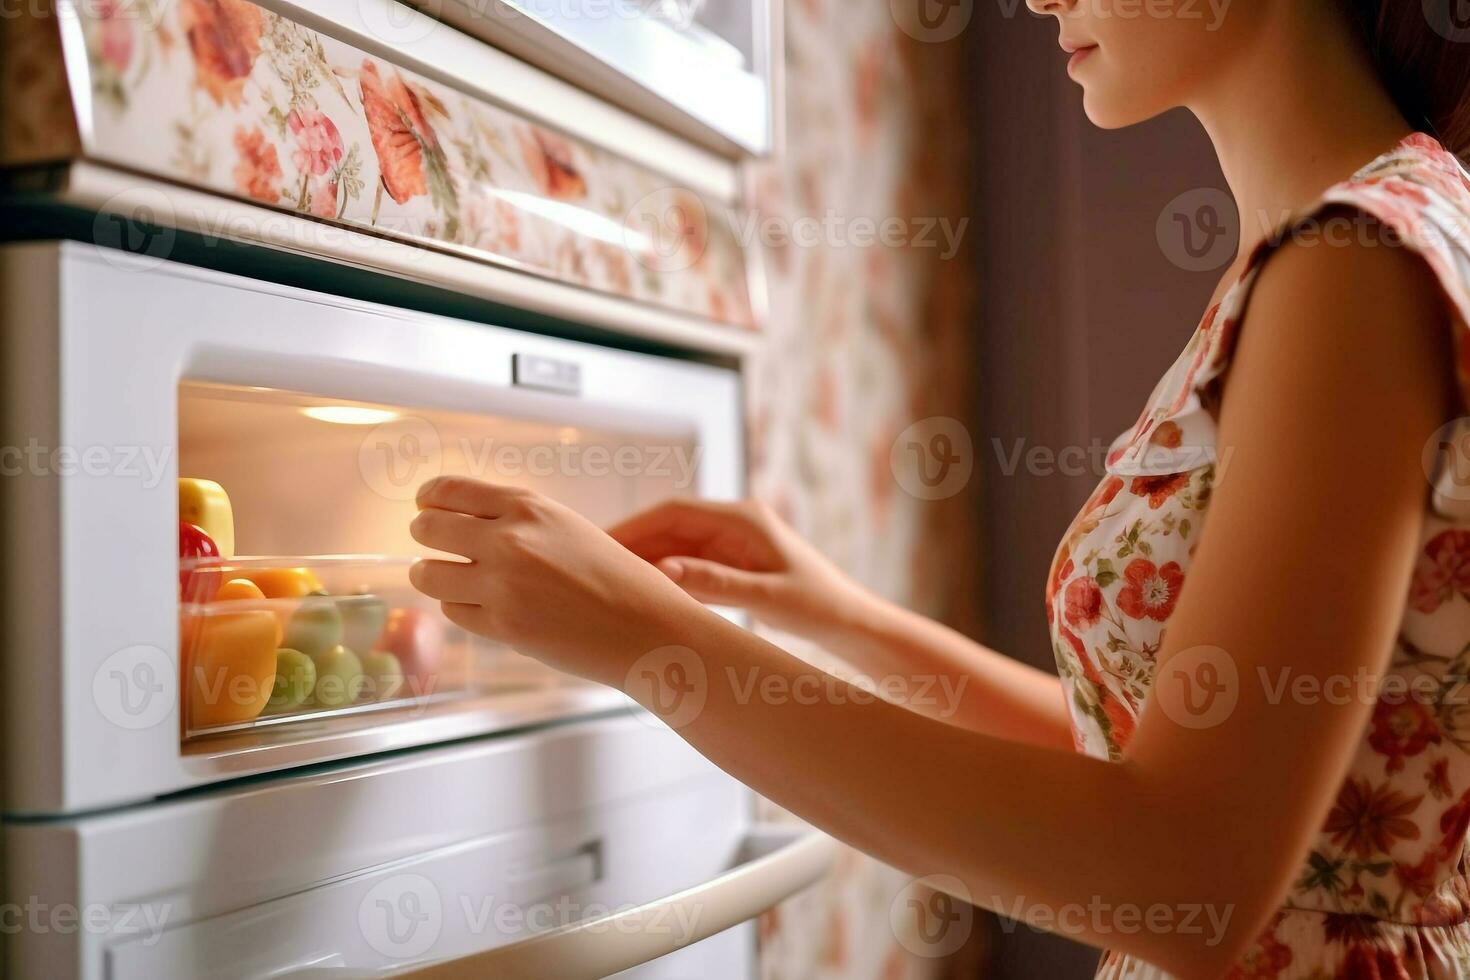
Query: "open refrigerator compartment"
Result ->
[[174, 382, 701, 745], [177, 555, 556, 740]]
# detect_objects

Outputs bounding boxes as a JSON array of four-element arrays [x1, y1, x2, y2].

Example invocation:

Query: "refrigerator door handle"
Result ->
[[399, 824, 836, 980], [286, 824, 836, 979]]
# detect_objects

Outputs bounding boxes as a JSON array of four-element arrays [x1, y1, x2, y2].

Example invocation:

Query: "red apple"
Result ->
[[378, 607, 444, 694], [179, 522, 222, 605]]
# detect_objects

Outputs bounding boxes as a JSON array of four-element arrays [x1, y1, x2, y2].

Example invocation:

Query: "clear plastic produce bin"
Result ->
[[178, 555, 484, 738]]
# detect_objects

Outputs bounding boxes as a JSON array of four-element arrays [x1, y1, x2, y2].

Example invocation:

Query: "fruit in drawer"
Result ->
[[336, 594, 388, 655], [267, 648, 317, 713], [215, 578, 267, 602], [361, 650, 405, 701], [282, 595, 344, 657], [237, 567, 324, 599], [178, 478, 235, 558], [308, 644, 365, 708], [182, 609, 280, 728], [379, 608, 444, 690], [178, 523, 223, 605]]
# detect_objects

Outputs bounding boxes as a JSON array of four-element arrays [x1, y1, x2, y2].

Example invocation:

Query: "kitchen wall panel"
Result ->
[[744, 1, 983, 977]]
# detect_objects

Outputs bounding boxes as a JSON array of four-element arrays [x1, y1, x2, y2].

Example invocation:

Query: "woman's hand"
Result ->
[[407, 476, 711, 688], [607, 498, 877, 644]]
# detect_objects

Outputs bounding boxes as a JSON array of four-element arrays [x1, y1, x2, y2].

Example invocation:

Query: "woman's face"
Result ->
[[1026, 0, 1261, 128]]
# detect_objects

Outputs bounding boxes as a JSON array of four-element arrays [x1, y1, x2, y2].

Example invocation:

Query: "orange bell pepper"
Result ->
[[181, 609, 281, 729]]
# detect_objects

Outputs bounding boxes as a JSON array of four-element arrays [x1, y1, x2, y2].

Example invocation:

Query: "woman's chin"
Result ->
[[1079, 89, 1165, 131]]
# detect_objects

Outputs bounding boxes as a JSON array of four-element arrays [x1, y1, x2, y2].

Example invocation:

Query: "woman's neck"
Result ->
[[1190, 4, 1413, 257]]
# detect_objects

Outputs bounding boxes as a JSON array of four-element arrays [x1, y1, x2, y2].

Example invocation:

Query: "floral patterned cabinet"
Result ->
[[1, 0, 756, 329]]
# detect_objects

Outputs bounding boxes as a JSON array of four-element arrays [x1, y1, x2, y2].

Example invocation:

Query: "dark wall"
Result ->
[[967, 5, 1227, 977]]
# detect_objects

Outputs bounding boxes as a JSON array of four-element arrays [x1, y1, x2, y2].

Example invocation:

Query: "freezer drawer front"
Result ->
[[105, 778, 750, 979], [3, 715, 757, 979]]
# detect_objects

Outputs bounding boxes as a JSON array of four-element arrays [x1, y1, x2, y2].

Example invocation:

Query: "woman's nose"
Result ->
[[1026, 0, 1076, 14]]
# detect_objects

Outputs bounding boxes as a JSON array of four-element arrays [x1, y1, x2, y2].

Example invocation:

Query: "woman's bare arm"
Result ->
[[607, 499, 1073, 747], [409, 222, 1449, 975]]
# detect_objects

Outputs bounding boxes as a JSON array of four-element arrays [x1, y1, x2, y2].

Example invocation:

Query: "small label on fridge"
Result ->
[[511, 354, 582, 396]]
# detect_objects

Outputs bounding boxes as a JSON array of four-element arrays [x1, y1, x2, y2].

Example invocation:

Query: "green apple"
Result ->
[[360, 650, 405, 701], [336, 594, 388, 655], [282, 594, 343, 657], [309, 644, 365, 708], [266, 648, 316, 713]]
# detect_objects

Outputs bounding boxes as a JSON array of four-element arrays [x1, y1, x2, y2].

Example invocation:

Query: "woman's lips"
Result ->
[[1067, 45, 1098, 74]]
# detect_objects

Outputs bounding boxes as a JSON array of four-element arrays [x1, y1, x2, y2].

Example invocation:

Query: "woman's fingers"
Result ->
[[408, 558, 482, 604], [608, 499, 739, 544], [409, 507, 491, 557], [416, 475, 527, 519], [609, 498, 763, 562], [658, 557, 772, 607], [438, 600, 484, 635]]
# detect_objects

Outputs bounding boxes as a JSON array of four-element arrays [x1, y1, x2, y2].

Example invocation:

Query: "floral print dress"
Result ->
[[1048, 134, 1470, 979]]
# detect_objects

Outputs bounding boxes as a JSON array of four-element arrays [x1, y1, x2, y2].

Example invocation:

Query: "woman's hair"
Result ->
[[1348, 2, 1470, 157]]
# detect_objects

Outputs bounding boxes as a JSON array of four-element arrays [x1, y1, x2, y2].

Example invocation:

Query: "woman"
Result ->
[[407, 2, 1470, 975]]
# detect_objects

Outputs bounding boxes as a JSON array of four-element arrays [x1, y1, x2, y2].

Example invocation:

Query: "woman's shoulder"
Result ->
[[1263, 133, 1470, 277], [1342, 131, 1470, 210], [1230, 133, 1470, 408]]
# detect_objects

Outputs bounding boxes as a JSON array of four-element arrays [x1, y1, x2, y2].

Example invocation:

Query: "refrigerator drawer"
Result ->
[[105, 776, 749, 979], [4, 715, 769, 979]]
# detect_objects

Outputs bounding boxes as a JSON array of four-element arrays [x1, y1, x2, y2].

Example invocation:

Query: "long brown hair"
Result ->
[[1348, 2, 1470, 157]]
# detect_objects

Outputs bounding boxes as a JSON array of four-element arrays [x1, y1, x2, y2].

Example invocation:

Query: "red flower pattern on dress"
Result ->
[[1394, 851, 1440, 899], [180, 0, 263, 108], [1426, 758, 1453, 799], [1224, 916, 1294, 980], [1128, 472, 1190, 509], [1115, 559, 1183, 622], [1323, 779, 1423, 859], [1149, 420, 1183, 449], [1435, 786, 1470, 858], [1045, 550, 1073, 625], [1336, 941, 1411, 980], [1061, 626, 1135, 748], [1063, 576, 1103, 630], [1409, 529, 1470, 614], [1083, 475, 1124, 516], [231, 125, 280, 203], [1369, 696, 1442, 774]]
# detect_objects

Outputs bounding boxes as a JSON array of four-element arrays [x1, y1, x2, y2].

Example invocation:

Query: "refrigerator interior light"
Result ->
[[300, 405, 401, 425]]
